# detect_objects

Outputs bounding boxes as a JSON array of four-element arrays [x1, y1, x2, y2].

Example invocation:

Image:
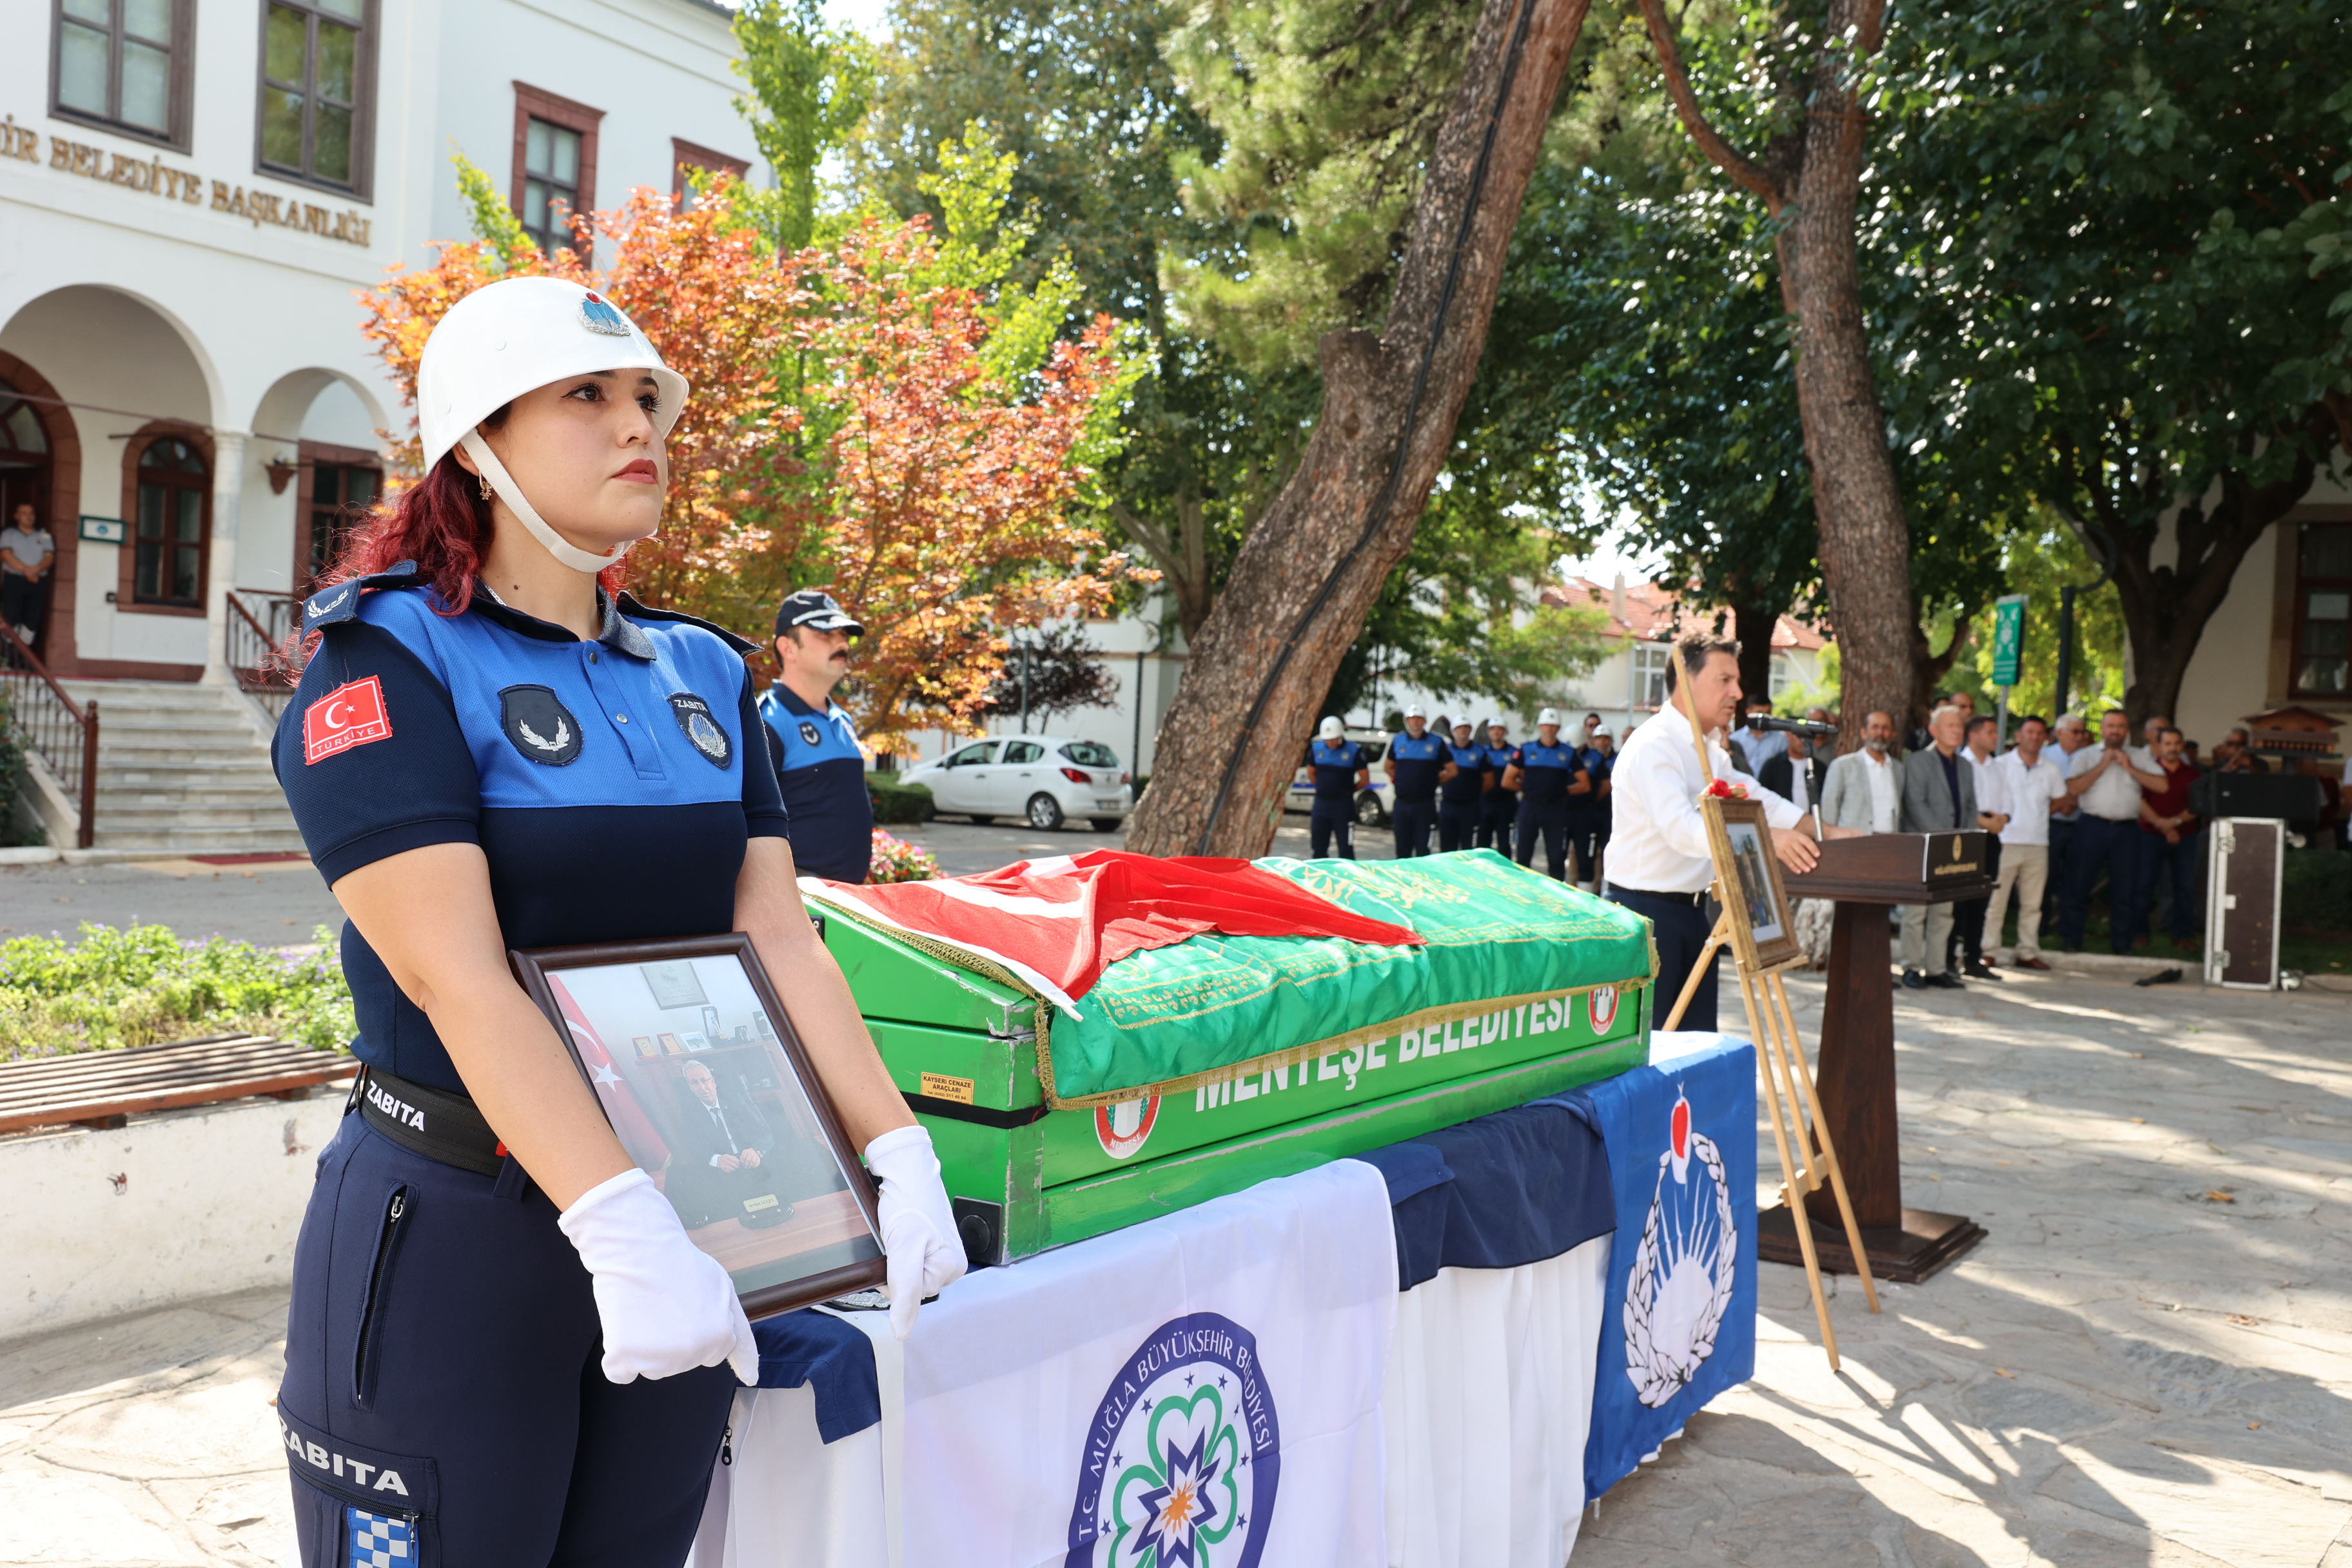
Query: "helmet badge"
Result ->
[[578, 290, 632, 337]]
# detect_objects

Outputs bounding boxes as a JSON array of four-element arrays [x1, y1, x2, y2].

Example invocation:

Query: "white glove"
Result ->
[[865, 1124, 967, 1340], [557, 1167, 760, 1386]]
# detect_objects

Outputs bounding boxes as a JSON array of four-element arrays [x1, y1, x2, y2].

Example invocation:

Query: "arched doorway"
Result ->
[[0, 378, 58, 654]]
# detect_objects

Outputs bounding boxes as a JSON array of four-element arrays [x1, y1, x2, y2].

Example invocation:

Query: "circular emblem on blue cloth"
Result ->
[[1065, 1313, 1279, 1568], [667, 692, 733, 768], [578, 290, 632, 337], [798, 721, 823, 749], [498, 685, 582, 766]]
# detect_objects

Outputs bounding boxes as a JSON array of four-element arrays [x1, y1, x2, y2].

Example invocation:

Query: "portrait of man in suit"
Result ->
[[666, 1059, 792, 1230]]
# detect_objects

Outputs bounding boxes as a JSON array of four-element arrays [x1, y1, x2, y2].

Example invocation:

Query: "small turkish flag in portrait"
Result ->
[[303, 676, 392, 765]]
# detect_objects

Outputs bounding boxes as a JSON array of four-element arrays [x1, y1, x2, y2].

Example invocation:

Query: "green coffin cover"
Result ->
[[1034, 850, 1654, 1105]]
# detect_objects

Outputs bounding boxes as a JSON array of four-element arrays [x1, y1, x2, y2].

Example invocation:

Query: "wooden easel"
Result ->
[[1661, 692, 1879, 1370]]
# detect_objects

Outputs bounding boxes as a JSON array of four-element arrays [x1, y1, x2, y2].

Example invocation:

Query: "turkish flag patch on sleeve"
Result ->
[[303, 676, 393, 764]]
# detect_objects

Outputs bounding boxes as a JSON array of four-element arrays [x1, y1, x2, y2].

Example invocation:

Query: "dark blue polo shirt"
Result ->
[[1511, 740, 1585, 806], [1484, 743, 1520, 798], [273, 567, 789, 1095], [1441, 741, 1487, 803], [1308, 740, 1367, 801], [758, 683, 873, 883], [1574, 745, 1612, 805], [1388, 730, 1447, 803]]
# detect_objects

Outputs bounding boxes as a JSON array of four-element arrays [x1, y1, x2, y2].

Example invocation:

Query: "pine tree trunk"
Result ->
[[1775, 8, 1916, 754], [1125, 0, 1592, 857]]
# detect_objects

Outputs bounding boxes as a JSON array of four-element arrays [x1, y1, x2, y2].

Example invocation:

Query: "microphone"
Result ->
[[1745, 714, 1839, 738]]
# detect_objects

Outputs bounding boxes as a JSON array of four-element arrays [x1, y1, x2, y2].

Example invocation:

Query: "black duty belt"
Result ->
[[1611, 885, 1710, 907], [356, 1067, 507, 1177]]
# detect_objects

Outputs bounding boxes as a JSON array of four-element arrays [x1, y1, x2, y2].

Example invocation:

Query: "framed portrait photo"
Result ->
[[1701, 794, 1804, 972], [509, 934, 887, 1320]]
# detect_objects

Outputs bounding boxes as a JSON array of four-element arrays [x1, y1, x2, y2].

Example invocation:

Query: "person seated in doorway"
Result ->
[[1, 502, 54, 652]]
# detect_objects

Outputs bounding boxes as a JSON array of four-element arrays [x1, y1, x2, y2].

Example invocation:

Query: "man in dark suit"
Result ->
[[1897, 704, 1977, 989], [665, 1059, 790, 1229], [1756, 731, 1827, 817]]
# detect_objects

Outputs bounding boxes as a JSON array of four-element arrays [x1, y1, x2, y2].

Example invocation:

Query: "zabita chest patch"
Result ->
[[303, 677, 393, 765], [667, 692, 733, 768], [499, 684, 583, 766]]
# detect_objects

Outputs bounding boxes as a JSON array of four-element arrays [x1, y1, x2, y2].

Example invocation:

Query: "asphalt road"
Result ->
[[0, 812, 1419, 948]]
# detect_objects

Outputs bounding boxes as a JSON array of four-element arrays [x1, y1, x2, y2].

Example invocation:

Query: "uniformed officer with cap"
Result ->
[[1306, 716, 1369, 858], [1438, 718, 1487, 852], [1504, 707, 1589, 880], [267, 277, 966, 1568], [1384, 702, 1451, 858], [758, 589, 874, 883], [1476, 717, 1518, 859]]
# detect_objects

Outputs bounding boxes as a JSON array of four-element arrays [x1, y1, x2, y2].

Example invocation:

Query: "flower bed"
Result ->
[[0, 923, 353, 1062]]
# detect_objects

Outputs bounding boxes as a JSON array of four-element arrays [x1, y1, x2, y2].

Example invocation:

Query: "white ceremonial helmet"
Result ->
[[1318, 716, 1345, 740], [1404, 701, 1425, 719], [1537, 707, 1563, 727], [416, 277, 689, 573]]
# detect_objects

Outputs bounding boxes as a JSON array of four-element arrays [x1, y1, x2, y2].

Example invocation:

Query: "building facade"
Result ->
[[1, 0, 764, 682]]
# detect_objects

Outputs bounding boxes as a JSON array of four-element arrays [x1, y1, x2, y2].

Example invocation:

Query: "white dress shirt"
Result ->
[[1964, 747, 2006, 823], [1786, 755, 1811, 813], [1608, 709, 1805, 895], [2068, 743, 2144, 822], [1992, 749, 2068, 846]]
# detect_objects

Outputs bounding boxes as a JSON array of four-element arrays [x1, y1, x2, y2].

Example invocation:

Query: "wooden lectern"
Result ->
[[1769, 830, 1995, 1283]]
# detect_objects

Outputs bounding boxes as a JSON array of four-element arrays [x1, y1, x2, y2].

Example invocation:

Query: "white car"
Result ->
[[903, 736, 1135, 830]]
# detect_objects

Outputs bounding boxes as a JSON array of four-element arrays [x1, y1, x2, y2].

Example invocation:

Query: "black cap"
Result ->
[[775, 589, 864, 637]]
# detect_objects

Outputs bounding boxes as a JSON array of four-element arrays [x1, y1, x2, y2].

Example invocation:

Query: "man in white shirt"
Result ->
[[1984, 716, 2069, 968], [1607, 632, 1820, 1032], [1818, 710, 1901, 832], [0, 502, 55, 650], [1948, 714, 2012, 979], [2044, 712, 2090, 927], [2057, 710, 2167, 953]]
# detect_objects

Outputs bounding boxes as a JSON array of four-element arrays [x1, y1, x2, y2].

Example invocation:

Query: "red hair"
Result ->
[[315, 447, 627, 620]]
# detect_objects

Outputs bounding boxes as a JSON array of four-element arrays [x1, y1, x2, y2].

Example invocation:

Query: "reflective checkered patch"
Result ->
[[348, 1506, 414, 1567]]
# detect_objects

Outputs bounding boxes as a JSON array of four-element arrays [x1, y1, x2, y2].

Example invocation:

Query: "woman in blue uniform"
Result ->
[[272, 278, 964, 1568]]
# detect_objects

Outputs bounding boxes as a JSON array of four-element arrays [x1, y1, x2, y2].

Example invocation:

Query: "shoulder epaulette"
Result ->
[[302, 561, 422, 629], [612, 591, 760, 656]]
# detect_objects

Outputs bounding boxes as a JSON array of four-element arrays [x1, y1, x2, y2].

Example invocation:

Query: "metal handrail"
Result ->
[[0, 623, 98, 848], [226, 589, 304, 721]]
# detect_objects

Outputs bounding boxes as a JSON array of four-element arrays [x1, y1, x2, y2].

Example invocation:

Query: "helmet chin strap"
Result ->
[[461, 431, 632, 576]]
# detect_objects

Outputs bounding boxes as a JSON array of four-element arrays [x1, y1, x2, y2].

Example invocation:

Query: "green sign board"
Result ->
[[1991, 594, 2028, 687]]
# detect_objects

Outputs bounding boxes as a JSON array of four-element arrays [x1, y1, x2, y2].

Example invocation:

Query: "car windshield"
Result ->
[[950, 743, 997, 767], [1060, 741, 1118, 768]]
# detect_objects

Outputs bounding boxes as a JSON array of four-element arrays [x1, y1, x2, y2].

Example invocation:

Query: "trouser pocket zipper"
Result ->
[[352, 1185, 410, 1409]]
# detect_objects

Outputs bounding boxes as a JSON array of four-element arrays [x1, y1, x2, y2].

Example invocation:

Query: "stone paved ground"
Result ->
[[0, 968, 2344, 1566]]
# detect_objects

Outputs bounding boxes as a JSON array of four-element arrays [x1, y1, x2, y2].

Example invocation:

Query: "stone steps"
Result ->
[[53, 680, 306, 855]]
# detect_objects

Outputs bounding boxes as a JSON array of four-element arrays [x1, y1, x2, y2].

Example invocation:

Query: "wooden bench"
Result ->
[[0, 1034, 360, 1135]]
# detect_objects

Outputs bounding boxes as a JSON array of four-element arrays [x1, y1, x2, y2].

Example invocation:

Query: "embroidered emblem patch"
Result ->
[[667, 692, 733, 768], [303, 678, 392, 765], [578, 289, 631, 337], [498, 685, 583, 766], [798, 721, 822, 748], [1623, 1089, 1736, 1407], [348, 1507, 415, 1568]]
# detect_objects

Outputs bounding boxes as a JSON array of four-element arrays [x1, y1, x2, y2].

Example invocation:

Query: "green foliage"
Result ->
[[0, 689, 35, 849], [865, 775, 936, 825], [1161, 0, 1479, 372], [2282, 847, 2352, 933], [1773, 643, 1841, 718], [0, 924, 354, 1061], [452, 147, 534, 269], [732, 0, 878, 252], [1948, 517, 2126, 723]]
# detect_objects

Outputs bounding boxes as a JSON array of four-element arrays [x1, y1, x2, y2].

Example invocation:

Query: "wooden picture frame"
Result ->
[[1700, 794, 1805, 972], [509, 934, 888, 1320]]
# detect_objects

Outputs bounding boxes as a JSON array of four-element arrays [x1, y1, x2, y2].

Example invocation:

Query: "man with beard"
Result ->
[[1819, 710, 1903, 836], [759, 590, 874, 883]]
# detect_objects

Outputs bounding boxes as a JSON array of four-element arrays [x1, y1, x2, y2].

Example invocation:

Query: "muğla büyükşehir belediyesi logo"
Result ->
[[1066, 1313, 1280, 1568], [1624, 1088, 1737, 1407]]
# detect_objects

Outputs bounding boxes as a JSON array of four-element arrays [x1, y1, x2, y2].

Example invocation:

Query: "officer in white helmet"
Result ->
[[269, 277, 963, 1567], [1500, 707, 1590, 880], [1304, 714, 1370, 858]]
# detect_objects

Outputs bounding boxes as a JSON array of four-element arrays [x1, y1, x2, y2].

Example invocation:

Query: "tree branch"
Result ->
[[1635, 0, 1785, 211]]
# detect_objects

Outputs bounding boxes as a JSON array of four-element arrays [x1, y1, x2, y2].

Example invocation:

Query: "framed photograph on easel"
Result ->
[[1700, 794, 1803, 972], [509, 934, 888, 1320]]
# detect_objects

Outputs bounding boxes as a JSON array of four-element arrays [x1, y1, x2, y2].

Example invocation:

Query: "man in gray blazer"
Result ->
[[1898, 704, 1976, 988], [1818, 710, 1903, 832]]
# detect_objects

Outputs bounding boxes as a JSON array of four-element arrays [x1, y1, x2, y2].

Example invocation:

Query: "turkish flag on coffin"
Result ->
[[810, 849, 1423, 1001]]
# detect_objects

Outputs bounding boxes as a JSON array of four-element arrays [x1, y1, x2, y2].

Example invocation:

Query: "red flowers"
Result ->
[[1703, 779, 1750, 799]]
